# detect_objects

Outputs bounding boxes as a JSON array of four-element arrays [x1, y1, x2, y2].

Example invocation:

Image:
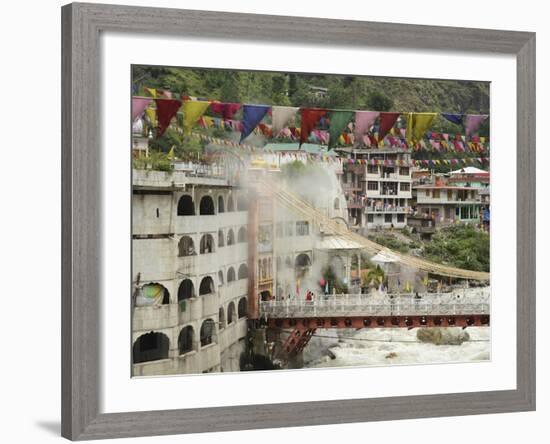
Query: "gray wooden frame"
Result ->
[[61, 2, 536, 440]]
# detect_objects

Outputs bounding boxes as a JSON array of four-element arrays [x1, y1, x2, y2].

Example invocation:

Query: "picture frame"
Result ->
[[61, 2, 536, 440]]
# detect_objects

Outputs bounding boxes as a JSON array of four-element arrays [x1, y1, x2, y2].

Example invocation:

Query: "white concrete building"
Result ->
[[132, 168, 248, 376]]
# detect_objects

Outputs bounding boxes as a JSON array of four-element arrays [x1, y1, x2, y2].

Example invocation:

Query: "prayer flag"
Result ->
[[377, 112, 400, 141], [441, 113, 464, 126], [132, 97, 152, 122], [300, 108, 327, 146], [271, 106, 299, 136], [328, 110, 354, 148], [210, 102, 241, 119], [464, 114, 488, 137], [155, 99, 182, 137], [354, 111, 379, 144], [406, 112, 437, 144], [240, 104, 271, 142], [182, 100, 210, 134]]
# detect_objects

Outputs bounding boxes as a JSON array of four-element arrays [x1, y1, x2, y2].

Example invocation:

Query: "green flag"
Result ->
[[328, 110, 354, 148]]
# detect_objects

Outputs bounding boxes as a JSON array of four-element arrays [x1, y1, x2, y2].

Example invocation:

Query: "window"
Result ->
[[178, 279, 195, 302], [133, 332, 169, 364], [238, 264, 248, 279], [447, 190, 453, 200], [384, 214, 393, 223], [178, 236, 195, 257], [433, 189, 440, 198], [217, 195, 225, 213], [400, 167, 410, 176], [397, 214, 405, 223], [367, 214, 374, 223], [177, 195, 195, 216], [367, 165, 378, 174], [425, 189, 431, 197], [296, 221, 310, 236], [199, 196, 215, 215], [237, 227, 247, 243], [367, 181, 378, 191], [178, 326, 194, 355], [227, 267, 236, 283], [200, 319, 216, 346], [199, 276, 214, 295], [218, 229, 224, 247], [227, 302, 235, 325], [238, 298, 247, 318], [227, 229, 235, 245], [399, 182, 410, 192], [199, 234, 215, 254]]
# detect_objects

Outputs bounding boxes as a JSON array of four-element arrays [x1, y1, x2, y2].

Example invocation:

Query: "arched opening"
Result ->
[[227, 196, 235, 212], [133, 332, 169, 364], [227, 229, 235, 245], [237, 226, 247, 243], [137, 283, 170, 306], [218, 229, 224, 247], [177, 195, 195, 216], [330, 255, 345, 279], [237, 194, 248, 211], [295, 253, 312, 279], [227, 302, 236, 324], [218, 307, 226, 329], [238, 263, 248, 280], [262, 258, 268, 279], [334, 197, 340, 210], [217, 195, 225, 213], [227, 267, 236, 283], [199, 276, 215, 295], [218, 270, 224, 286], [200, 319, 216, 346], [178, 326, 194, 355], [177, 279, 195, 302], [199, 233, 215, 254], [199, 195, 215, 215], [178, 236, 195, 257], [238, 297, 247, 318]]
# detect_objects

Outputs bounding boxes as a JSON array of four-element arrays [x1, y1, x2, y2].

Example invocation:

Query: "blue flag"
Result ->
[[240, 104, 271, 142], [441, 113, 464, 126]]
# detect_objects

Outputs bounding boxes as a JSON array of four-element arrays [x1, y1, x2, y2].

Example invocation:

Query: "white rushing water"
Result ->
[[303, 327, 491, 369]]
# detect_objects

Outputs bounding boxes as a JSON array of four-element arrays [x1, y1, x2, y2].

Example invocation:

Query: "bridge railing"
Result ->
[[259, 291, 490, 318]]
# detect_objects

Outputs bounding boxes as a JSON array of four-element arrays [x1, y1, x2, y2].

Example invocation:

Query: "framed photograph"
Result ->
[[61, 2, 535, 440]]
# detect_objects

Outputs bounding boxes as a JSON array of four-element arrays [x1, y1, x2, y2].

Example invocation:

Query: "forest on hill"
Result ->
[[133, 66, 489, 118]]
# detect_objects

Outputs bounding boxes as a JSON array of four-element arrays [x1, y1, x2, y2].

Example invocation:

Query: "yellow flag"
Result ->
[[145, 88, 157, 98], [168, 146, 175, 159], [406, 112, 437, 144], [145, 108, 156, 125], [182, 100, 211, 134]]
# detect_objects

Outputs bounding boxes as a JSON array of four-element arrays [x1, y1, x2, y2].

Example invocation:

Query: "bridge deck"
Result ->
[[260, 290, 490, 319]]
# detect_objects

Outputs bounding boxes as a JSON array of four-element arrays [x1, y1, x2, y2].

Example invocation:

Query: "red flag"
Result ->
[[378, 112, 400, 141], [155, 99, 181, 137], [209, 102, 241, 119], [300, 108, 327, 146]]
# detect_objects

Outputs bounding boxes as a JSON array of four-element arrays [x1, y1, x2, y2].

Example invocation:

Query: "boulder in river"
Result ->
[[416, 328, 470, 345]]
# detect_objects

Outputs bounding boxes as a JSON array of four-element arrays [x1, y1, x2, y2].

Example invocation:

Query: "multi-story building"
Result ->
[[413, 177, 481, 226], [339, 148, 413, 233], [132, 167, 249, 376]]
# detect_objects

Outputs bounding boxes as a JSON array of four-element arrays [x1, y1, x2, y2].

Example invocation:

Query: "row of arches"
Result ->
[[218, 297, 247, 329], [133, 297, 248, 364], [178, 227, 247, 257], [176, 194, 248, 217]]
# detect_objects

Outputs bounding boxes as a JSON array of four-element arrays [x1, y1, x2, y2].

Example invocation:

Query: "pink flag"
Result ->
[[464, 114, 488, 137], [354, 111, 379, 144], [132, 97, 152, 122]]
